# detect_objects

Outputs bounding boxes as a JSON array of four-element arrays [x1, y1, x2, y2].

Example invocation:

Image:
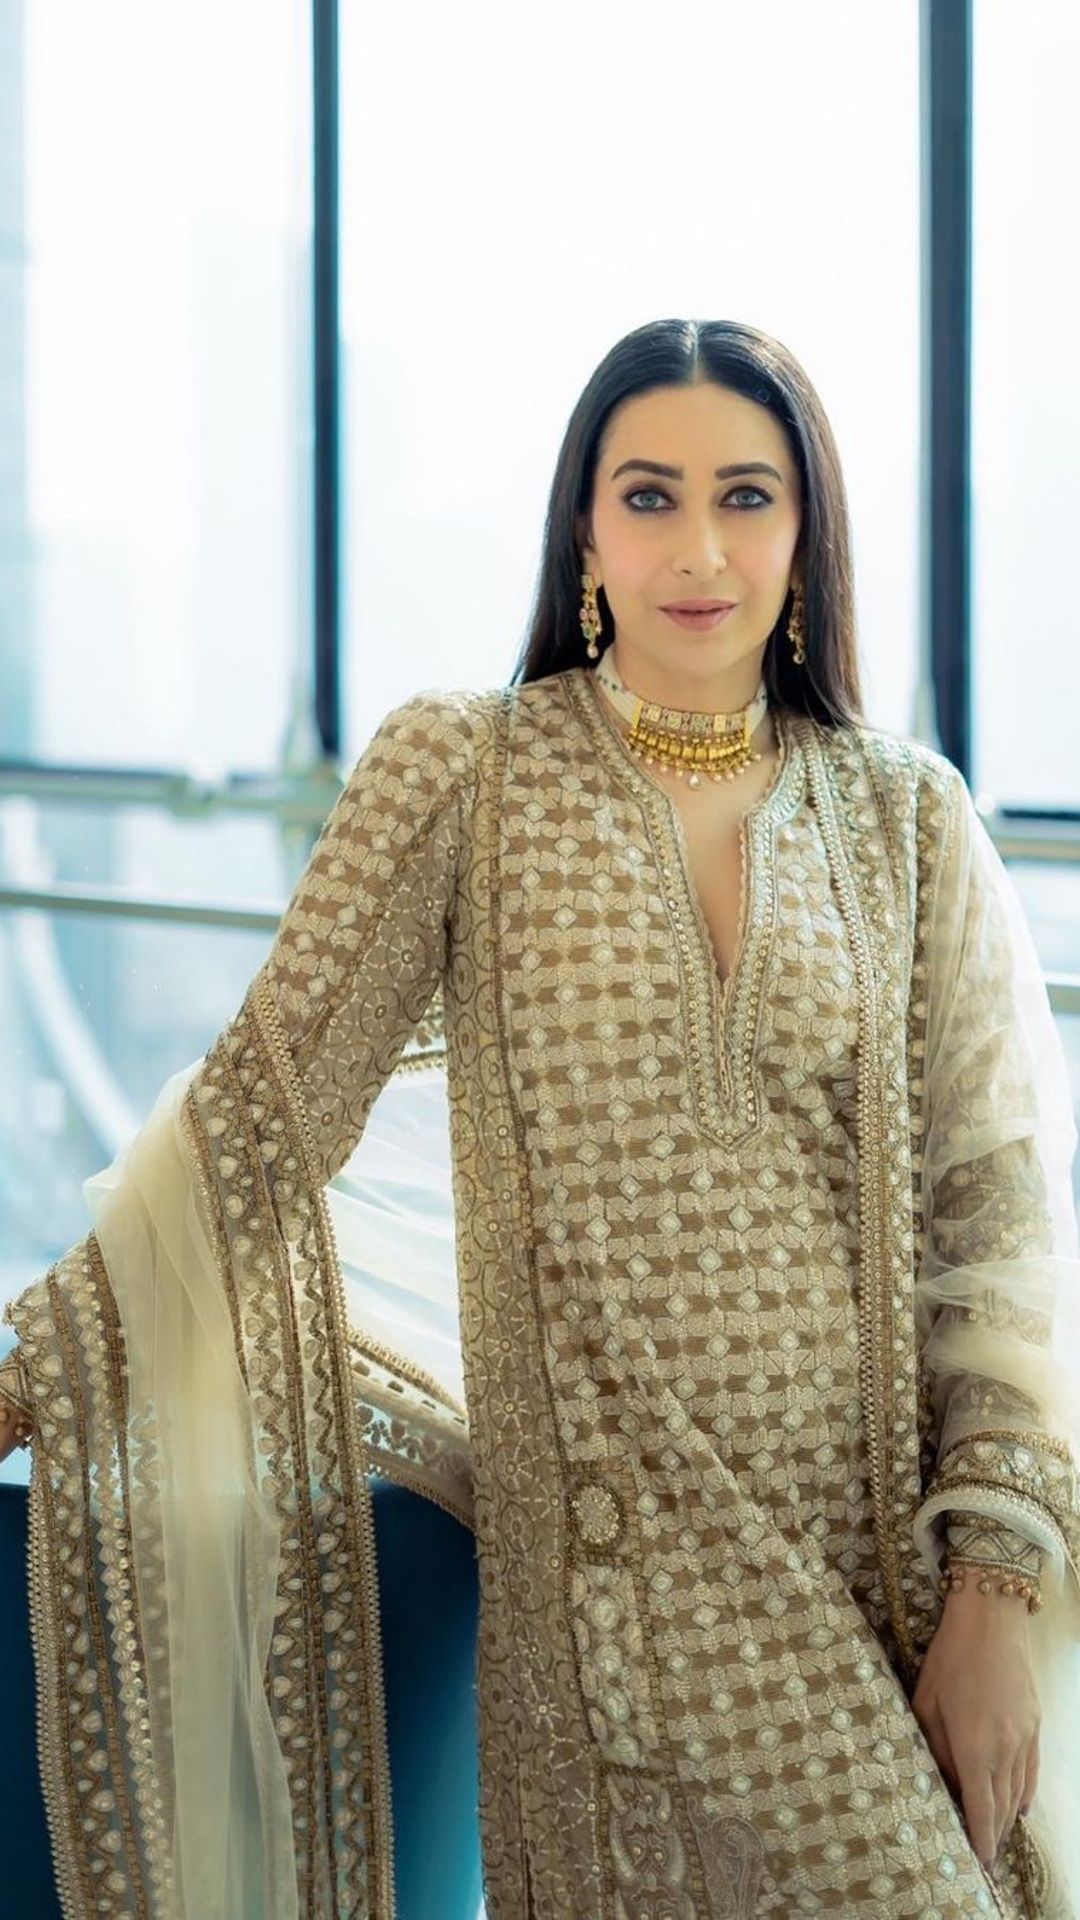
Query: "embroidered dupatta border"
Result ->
[[19, 1235, 167, 1918], [5, 973, 475, 1917], [802, 720, 933, 1679], [812, 722, 1055, 1916]]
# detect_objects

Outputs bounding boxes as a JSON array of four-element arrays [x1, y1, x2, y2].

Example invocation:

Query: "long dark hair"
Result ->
[[508, 317, 864, 729]]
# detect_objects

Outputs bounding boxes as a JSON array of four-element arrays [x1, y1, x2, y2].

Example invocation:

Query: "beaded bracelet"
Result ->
[[0, 1396, 32, 1445], [941, 1558, 1043, 1615], [0, 1357, 33, 1446]]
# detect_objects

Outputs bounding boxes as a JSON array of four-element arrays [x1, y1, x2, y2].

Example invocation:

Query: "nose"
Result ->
[[674, 518, 729, 573]]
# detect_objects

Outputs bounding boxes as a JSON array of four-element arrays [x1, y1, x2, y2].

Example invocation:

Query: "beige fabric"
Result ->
[[5, 663, 1079, 1917]]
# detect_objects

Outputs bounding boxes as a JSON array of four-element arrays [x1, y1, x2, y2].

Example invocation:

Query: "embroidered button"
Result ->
[[568, 1478, 625, 1550]]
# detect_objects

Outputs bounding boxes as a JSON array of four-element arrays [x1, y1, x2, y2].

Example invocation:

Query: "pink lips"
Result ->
[[662, 604, 737, 630], [662, 601, 736, 613]]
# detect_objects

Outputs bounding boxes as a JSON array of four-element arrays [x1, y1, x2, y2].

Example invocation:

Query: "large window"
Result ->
[[338, 0, 922, 753], [0, 0, 319, 1365], [971, 0, 1079, 809], [2, 4, 1078, 1484], [2, 1, 312, 775]]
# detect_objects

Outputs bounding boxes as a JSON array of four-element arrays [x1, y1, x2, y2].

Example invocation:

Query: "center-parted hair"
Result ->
[[508, 316, 865, 731]]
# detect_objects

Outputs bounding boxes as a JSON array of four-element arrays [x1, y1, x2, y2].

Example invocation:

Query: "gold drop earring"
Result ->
[[580, 572, 602, 660], [787, 580, 806, 665]]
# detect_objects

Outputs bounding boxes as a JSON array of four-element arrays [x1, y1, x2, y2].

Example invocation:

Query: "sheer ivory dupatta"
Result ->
[[3, 691, 480, 1920], [910, 769, 1080, 1914]]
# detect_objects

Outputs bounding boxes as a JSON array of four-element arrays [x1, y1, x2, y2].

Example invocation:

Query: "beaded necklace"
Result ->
[[593, 655, 768, 789]]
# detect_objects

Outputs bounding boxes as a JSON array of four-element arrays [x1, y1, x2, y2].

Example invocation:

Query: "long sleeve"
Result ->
[[2, 684, 485, 1920], [245, 685, 477, 1184], [909, 767, 1080, 1604]]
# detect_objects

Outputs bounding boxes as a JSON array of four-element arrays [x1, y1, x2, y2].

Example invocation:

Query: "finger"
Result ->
[[960, 1770, 997, 1871], [997, 1756, 1028, 1859], [920, 1702, 961, 1799], [1019, 1739, 1040, 1820]]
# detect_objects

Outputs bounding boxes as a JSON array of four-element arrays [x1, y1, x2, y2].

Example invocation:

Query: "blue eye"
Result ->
[[623, 484, 772, 512]]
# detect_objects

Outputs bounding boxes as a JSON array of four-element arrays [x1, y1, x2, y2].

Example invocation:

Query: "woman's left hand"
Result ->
[[911, 1585, 1041, 1872]]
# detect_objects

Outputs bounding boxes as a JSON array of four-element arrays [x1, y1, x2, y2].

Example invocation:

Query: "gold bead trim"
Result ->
[[941, 1558, 1043, 1614]]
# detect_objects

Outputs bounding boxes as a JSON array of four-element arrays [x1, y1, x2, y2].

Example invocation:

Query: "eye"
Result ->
[[622, 484, 772, 512], [727, 486, 772, 509]]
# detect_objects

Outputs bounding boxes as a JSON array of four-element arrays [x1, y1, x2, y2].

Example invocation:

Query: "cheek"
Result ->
[[740, 521, 799, 584], [605, 526, 657, 589]]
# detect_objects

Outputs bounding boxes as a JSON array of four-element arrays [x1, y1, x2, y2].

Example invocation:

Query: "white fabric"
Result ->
[[85, 1058, 298, 1919], [326, 1066, 465, 1411], [80, 1054, 464, 1919], [911, 774, 1080, 1914]]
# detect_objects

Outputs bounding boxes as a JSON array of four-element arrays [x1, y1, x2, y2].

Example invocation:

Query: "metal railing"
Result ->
[[2, 765, 1077, 853], [1, 863, 1078, 1020], [0, 881, 283, 935], [1, 781, 1078, 1015], [0, 762, 343, 825]]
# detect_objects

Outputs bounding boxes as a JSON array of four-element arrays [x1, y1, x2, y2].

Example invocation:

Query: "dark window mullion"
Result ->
[[923, 0, 973, 782], [313, 0, 341, 762]]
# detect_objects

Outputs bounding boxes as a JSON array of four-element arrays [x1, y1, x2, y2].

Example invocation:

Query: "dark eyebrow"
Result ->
[[610, 458, 784, 484]]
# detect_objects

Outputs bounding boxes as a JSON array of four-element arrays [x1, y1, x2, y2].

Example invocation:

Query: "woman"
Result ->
[[2, 317, 1078, 1919]]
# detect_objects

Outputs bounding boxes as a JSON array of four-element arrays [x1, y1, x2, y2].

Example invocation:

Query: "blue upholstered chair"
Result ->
[[0, 1474, 483, 1919]]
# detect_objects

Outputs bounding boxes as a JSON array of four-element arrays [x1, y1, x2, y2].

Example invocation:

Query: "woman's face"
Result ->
[[580, 381, 804, 703]]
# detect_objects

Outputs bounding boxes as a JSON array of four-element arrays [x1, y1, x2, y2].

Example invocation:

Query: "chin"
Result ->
[[671, 640, 750, 663]]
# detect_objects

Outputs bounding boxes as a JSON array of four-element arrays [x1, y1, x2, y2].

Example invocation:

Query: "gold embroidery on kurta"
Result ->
[[569, 669, 804, 1149], [8, 670, 1068, 1918]]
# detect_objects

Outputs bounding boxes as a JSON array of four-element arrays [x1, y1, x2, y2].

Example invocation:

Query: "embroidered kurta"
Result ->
[[4, 661, 1080, 1920]]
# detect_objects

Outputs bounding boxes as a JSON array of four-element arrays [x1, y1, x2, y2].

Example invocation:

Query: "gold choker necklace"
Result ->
[[593, 656, 769, 789]]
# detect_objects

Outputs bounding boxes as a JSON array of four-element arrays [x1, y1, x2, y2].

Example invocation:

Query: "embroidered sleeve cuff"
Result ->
[[943, 1507, 1045, 1580], [923, 1429, 1079, 1577]]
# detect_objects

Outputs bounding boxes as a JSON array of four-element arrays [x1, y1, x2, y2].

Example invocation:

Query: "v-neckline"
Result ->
[[576, 662, 793, 985], [568, 663, 801, 1138], [663, 710, 790, 1002]]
